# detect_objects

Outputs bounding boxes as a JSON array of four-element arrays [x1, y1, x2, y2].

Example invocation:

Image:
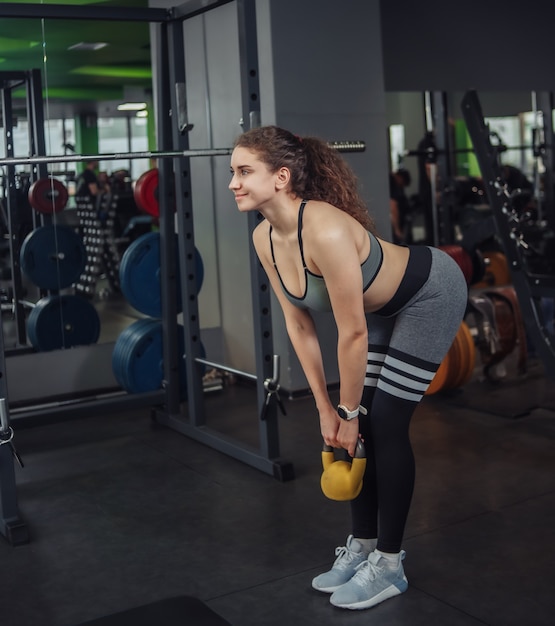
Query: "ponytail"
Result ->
[[301, 137, 375, 233], [233, 126, 376, 233]]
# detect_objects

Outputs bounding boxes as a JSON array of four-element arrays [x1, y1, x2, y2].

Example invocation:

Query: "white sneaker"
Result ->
[[311, 535, 369, 593], [330, 549, 408, 610]]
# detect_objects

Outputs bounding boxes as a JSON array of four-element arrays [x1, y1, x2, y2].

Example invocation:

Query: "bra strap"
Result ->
[[269, 225, 277, 267], [297, 200, 308, 269]]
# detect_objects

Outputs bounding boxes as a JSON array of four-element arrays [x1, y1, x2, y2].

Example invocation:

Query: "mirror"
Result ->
[[0, 18, 154, 310], [0, 13, 169, 404]]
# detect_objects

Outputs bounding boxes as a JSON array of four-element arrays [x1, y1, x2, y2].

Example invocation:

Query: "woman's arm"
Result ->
[[252, 223, 340, 445], [308, 215, 369, 457]]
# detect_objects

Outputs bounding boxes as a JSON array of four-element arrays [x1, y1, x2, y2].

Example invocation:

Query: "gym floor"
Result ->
[[1, 355, 555, 626]]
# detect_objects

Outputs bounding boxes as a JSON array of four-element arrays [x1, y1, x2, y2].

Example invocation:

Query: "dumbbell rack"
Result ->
[[74, 194, 121, 299], [461, 90, 555, 379]]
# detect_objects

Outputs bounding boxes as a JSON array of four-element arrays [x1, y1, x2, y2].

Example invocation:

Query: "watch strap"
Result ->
[[337, 404, 368, 420]]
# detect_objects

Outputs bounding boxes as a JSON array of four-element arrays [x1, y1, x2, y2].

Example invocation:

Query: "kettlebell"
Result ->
[[320, 439, 366, 501]]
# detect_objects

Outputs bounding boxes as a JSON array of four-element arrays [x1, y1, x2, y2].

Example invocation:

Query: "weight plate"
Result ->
[[469, 248, 486, 286], [28, 177, 69, 214], [458, 320, 476, 387], [20, 225, 87, 290], [473, 251, 511, 288], [119, 231, 204, 317], [134, 168, 159, 216], [447, 324, 466, 389], [27, 294, 101, 351], [112, 319, 205, 398], [425, 350, 451, 395], [439, 244, 473, 285]]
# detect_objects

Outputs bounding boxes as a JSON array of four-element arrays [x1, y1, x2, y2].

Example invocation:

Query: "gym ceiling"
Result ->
[[0, 0, 154, 119]]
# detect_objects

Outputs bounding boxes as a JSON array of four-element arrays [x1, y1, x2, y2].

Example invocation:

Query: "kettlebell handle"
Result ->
[[323, 439, 365, 458]]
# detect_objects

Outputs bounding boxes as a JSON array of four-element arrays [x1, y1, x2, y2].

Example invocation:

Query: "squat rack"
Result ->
[[0, 0, 288, 546], [147, 0, 295, 481]]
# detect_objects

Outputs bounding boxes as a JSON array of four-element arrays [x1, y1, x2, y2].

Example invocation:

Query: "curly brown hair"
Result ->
[[233, 126, 376, 233]]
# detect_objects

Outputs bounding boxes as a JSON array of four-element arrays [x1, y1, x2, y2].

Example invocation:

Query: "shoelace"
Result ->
[[351, 558, 384, 586], [332, 545, 361, 571]]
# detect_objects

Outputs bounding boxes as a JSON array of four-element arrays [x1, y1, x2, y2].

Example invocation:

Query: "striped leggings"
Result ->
[[351, 246, 468, 553]]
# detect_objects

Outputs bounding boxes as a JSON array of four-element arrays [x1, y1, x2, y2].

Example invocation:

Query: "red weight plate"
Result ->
[[28, 178, 69, 214], [439, 244, 473, 285], [134, 168, 159, 217]]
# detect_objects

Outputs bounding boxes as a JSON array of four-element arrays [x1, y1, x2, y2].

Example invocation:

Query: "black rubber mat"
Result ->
[[438, 364, 551, 419], [77, 596, 231, 626]]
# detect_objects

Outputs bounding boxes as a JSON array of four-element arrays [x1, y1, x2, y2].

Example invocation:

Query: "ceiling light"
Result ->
[[118, 102, 147, 111], [68, 42, 108, 51], [72, 66, 152, 79], [136, 110, 148, 118]]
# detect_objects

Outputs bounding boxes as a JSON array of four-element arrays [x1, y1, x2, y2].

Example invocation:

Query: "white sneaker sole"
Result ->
[[330, 577, 408, 610]]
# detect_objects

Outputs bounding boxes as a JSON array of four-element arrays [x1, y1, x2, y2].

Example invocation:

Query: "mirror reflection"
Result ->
[[0, 15, 156, 360]]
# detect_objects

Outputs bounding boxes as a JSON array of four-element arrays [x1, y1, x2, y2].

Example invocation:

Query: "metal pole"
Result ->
[[0, 142, 364, 168], [432, 91, 454, 245], [154, 20, 184, 417], [196, 358, 257, 382], [0, 148, 233, 167], [1, 85, 27, 347], [167, 17, 206, 426], [0, 299, 28, 544], [536, 92, 555, 231], [530, 91, 543, 221]]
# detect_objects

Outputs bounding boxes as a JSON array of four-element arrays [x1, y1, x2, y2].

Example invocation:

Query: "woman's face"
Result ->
[[229, 147, 277, 212]]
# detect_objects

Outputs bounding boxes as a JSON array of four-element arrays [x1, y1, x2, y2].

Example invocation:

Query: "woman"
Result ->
[[229, 126, 467, 611]]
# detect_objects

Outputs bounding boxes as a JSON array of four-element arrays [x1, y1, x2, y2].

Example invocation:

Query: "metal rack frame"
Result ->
[[150, 0, 294, 481], [0, 0, 294, 546]]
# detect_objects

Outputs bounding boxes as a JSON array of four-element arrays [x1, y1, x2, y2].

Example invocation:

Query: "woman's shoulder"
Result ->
[[303, 199, 344, 226], [252, 218, 270, 249], [303, 200, 361, 235]]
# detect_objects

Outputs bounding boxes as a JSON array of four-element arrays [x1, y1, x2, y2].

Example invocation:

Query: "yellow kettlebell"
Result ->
[[320, 439, 366, 501]]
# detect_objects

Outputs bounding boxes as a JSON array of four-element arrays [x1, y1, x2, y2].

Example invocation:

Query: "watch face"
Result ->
[[338, 406, 349, 420]]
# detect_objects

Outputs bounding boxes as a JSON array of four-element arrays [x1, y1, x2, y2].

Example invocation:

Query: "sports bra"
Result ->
[[269, 200, 383, 312]]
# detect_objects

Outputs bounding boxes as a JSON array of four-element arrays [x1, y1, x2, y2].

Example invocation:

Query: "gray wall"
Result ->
[[380, 0, 555, 92], [261, 0, 389, 393]]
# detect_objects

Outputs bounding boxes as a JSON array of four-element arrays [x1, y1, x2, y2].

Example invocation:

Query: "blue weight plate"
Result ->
[[20, 224, 87, 290], [111, 318, 154, 392], [112, 319, 205, 397], [119, 232, 204, 317], [27, 294, 101, 351]]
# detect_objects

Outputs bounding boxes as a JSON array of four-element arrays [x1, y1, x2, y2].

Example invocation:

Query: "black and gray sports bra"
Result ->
[[269, 200, 383, 312]]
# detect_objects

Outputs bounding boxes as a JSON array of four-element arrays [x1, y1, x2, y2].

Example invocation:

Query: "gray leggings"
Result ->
[[351, 246, 468, 552]]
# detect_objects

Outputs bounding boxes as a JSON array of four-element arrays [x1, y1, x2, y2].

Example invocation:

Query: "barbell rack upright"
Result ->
[[0, 323, 28, 545], [149, 0, 294, 481]]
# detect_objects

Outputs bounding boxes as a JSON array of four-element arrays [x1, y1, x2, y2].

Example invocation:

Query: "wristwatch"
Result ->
[[337, 404, 368, 421]]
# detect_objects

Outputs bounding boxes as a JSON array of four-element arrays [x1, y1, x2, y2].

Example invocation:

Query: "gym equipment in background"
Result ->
[[134, 168, 162, 217], [119, 231, 204, 317], [462, 90, 555, 380], [28, 177, 68, 214], [112, 318, 205, 399], [19, 224, 87, 291], [27, 294, 101, 352], [425, 321, 476, 395]]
